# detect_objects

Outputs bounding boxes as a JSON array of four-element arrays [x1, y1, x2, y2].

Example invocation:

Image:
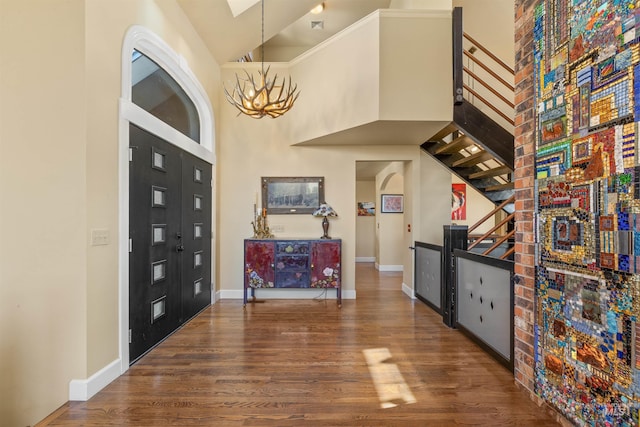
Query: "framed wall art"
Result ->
[[451, 183, 466, 220], [261, 176, 324, 214], [357, 201, 375, 216], [381, 194, 403, 213]]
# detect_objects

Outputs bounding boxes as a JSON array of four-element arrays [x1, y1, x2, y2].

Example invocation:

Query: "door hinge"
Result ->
[[128, 145, 138, 162], [129, 329, 132, 344], [129, 238, 132, 253]]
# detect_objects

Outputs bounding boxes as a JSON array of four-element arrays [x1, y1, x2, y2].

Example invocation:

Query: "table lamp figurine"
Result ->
[[312, 203, 338, 239]]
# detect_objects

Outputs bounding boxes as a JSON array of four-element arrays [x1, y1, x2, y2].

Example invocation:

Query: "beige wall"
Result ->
[[451, 175, 496, 234], [356, 180, 377, 260], [418, 151, 452, 245], [379, 10, 452, 121], [452, 0, 514, 67], [287, 10, 452, 144], [287, 14, 380, 144], [1, 0, 220, 424], [376, 163, 406, 270], [0, 1, 87, 424]]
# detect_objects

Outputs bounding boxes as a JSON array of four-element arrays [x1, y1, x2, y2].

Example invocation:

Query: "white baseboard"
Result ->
[[342, 290, 356, 299], [218, 289, 243, 299], [69, 358, 121, 401], [402, 282, 415, 299], [377, 264, 403, 272], [355, 257, 375, 263]]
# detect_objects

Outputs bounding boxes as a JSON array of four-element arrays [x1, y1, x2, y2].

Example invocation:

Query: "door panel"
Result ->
[[310, 241, 341, 288], [129, 124, 211, 363], [181, 154, 212, 320]]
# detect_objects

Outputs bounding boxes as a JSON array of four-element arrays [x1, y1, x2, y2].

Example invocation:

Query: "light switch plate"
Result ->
[[91, 229, 110, 246]]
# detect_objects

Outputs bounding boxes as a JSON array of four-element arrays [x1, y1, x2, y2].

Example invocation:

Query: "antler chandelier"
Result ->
[[224, 0, 299, 119]]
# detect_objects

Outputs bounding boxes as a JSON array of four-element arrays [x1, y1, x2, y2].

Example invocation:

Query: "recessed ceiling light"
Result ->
[[310, 3, 324, 14]]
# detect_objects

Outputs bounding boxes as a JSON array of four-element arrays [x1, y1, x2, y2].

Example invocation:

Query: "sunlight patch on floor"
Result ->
[[363, 347, 417, 409]]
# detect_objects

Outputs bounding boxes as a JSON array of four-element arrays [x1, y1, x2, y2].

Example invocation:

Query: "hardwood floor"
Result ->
[[39, 263, 560, 426]]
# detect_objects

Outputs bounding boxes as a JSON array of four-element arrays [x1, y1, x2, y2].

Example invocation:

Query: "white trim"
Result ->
[[118, 26, 216, 378], [355, 257, 376, 263], [218, 289, 243, 300], [402, 282, 415, 299], [343, 290, 357, 300], [69, 359, 121, 401], [377, 264, 404, 272], [121, 25, 215, 157], [119, 100, 215, 164]]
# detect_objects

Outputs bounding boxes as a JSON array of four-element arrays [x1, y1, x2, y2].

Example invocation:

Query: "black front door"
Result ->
[[129, 124, 211, 363]]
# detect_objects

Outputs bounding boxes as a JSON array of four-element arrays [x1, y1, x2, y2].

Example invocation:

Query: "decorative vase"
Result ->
[[321, 216, 330, 239]]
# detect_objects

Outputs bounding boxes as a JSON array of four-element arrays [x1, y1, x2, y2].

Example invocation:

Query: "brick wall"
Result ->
[[513, 0, 537, 393]]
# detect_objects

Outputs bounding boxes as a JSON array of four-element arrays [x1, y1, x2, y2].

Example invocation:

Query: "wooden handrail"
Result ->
[[469, 233, 501, 241], [463, 66, 515, 108], [500, 245, 515, 260], [463, 32, 514, 75], [463, 84, 515, 125], [468, 212, 515, 251], [468, 195, 515, 234], [482, 229, 515, 257], [463, 50, 514, 91]]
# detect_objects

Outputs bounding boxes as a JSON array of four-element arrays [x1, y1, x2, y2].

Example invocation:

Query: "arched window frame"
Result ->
[[120, 25, 215, 161]]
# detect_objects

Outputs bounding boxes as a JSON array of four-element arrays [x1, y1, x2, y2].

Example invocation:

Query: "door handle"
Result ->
[[176, 244, 185, 252]]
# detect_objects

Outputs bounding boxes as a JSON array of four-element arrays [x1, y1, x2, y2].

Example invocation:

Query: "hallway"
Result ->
[[40, 263, 559, 426]]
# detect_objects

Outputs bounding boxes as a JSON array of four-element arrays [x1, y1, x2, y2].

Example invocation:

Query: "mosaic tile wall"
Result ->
[[534, 1, 640, 424]]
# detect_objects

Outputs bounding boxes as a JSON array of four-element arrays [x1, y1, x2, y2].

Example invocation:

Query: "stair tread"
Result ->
[[434, 134, 475, 155], [428, 123, 458, 142], [468, 165, 512, 180], [484, 182, 514, 192], [451, 151, 493, 167]]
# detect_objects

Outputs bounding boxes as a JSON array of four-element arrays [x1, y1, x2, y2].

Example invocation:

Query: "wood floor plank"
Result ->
[[38, 263, 561, 426]]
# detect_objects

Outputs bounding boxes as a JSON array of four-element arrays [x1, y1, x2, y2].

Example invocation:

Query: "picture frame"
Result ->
[[451, 183, 466, 220], [357, 201, 375, 216], [262, 176, 324, 215], [381, 194, 403, 213]]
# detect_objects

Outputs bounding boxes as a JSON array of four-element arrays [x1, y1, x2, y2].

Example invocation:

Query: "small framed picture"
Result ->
[[381, 194, 403, 213], [357, 201, 375, 216]]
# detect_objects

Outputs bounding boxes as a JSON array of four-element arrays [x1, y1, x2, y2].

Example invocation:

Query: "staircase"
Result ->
[[422, 7, 515, 259]]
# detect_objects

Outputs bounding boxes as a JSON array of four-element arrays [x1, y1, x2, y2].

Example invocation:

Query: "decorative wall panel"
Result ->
[[535, 1, 640, 424]]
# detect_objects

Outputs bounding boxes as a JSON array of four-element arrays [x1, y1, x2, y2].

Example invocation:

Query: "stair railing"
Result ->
[[467, 195, 515, 260], [453, 7, 515, 129]]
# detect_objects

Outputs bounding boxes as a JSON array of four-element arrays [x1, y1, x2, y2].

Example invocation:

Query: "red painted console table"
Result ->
[[243, 238, 341, 307]]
